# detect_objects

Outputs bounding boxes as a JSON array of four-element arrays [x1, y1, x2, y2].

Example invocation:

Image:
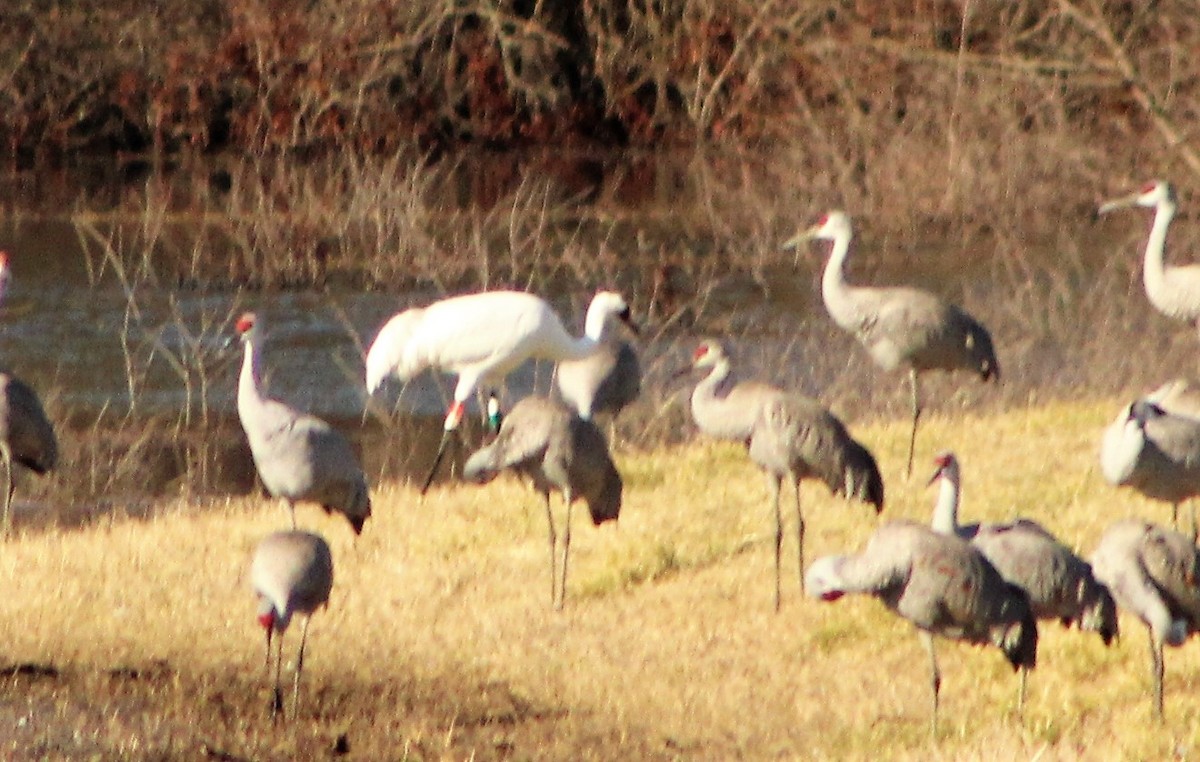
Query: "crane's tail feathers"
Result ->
[[1082, 583, 1119, 646], [839, 440, 885, 511], [997, 598, 1039, 672]]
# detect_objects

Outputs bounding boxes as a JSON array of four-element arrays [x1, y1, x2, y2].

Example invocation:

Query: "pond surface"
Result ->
[[0, 156, 1196, 504]]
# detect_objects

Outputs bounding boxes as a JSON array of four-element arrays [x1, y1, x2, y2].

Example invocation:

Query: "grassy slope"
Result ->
[[1, 397, 1198, 760]]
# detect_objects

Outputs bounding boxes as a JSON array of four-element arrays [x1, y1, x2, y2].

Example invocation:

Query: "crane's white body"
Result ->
[[1091, 518, 1200, 718], [0, 251, 57, 538], [806, 521, 1037, 735], [237, 313, 372, 534], [251, 530, 334, 720], [1100, 181, 1200, 326], [366, 290, 633, 430], [462, 395, 621, 610], [688, 340, 884, 610], [1147, 377, 1200, 419], [786, 211, 998, 476], [1100, 399, 1200, 533], [928, 452, 1116, 708]]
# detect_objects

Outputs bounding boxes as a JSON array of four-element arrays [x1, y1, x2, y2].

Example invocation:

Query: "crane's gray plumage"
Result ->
[[252, 530, 334, 721], [806, 521, 1037, 735], [237, 312, 371, 535], [1101, 399, 1200, 536], [0, 252, 57, 538], [688, 339, 884, 610], [463, 395, 621, 610], [928, 452, 1117, 710], [785, 210, 999, 477], [1099, 181, 1200, 328], [1091, 519, 1200, 718], [555, 330, 641, 423]]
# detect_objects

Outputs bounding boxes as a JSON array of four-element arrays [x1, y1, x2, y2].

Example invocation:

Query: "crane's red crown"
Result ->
[[932, 452, 954, 469], [236, 313, 256, 334], [258, 609, 275, 630], [692, 343, 710, 361], [1141, 182, 1158, 194]]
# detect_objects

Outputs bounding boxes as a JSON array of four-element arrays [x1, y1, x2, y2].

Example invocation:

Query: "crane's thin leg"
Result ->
[[558, 492, 574, 611], [765, 474, 783, 612], [1018, 667, 1028, 716], [544, 492, 557, 608], [793, 479, 805, 596], [420, 430, 454, 496], [284, 499, 297, 530], [1171, 502, 1179, 529], [292, 616, 311, 721], [270, 630, 285, 720], [0, 447, 11, 538], [263, 624, 273, 673], [920, 631, 940, 739], [1150, 630, 1165, 720], [907, 369, 922, 479]]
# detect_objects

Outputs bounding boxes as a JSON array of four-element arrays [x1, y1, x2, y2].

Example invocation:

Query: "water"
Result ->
[[0, 156, 1195, 504]]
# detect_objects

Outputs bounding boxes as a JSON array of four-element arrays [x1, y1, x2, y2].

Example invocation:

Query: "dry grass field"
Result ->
[[1, 397, 1198, 760]]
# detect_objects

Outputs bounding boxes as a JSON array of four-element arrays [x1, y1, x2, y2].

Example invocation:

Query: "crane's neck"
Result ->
[[694, 356, 734, 401], [930, 474, 960, 535], [238, 334, 266, 410], [1142, 197, 1177, 297], [820, 226, 859, 329]]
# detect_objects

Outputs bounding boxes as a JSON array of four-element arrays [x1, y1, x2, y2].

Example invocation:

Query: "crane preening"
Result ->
[[251, 530, 334, 721], [1099, 181, 1200, 331], [236, 312, 372, 534], [785, 211, 999, 478], [365, 290, 637, 494], [462, 396, 621, 610], [1091, 519, 1200, 719]]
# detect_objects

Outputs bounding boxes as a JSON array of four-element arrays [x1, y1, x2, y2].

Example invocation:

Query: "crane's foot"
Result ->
[[270, 687, 284, 720]]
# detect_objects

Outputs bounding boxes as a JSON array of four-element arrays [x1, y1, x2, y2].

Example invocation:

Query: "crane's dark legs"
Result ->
[[284, 499, 297, 530], [559, 496, 573, 611], [0, 448, 12, 538], [921, 631, 940, 738], [766, 474, 783, 612], [793, 479, 805, 596], [1018, 668, 1028, 716], [270, 630, 285, 720], [907, 369, 922, 479], [543, 493, 557, 608], [1150, 630, 1165, 720], [292, 616, 311, 721]]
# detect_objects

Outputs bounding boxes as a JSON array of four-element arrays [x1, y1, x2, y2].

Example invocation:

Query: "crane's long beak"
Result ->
[[781, 230, 811, 250], [1098, 193, 1140, 215]]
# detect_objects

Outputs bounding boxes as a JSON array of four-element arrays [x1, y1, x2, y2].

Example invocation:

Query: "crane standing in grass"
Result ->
[[927, 452, 1117, 710], [784, 211, 999, 478], [1090, 518, 1200, 719], [1100, 399, 1200, 537], [251, 529, 334, 721], [365, 290, 637, 493], [688, 339, 884, 610], [462, 395, 621, 610], [236, 312, 372, 534], [0, 251, 57, 538], [1099, 181, 1200, 332], [806, 521, 1037, 737]]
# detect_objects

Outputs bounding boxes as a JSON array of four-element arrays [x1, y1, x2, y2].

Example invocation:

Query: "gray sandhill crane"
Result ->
[[0, 252, 57, 538], [366, 290, 637, 494], [462, 395, 621, 610], [236, 312, 372, 534], [784, 211, 999, 478], [1100, 399, 1200, 537], [554, 326, 641, 431], [928, 452, 1117, 710], [1099, 181, 1200, 331], [688, 339, 884, 610], [806, 521, 1037, 736], [1090, 518, 1200, 719], [251, 529, 334, 721]]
